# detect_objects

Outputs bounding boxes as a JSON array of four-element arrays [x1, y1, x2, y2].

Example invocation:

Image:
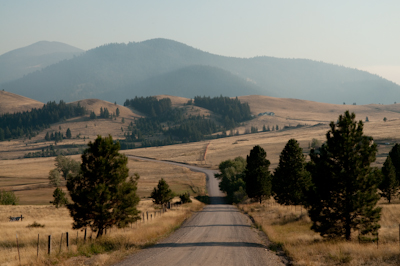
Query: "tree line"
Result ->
[[0, 101, 86, 141], [218, 111, 395, 241], [192, 95, 252, 129]]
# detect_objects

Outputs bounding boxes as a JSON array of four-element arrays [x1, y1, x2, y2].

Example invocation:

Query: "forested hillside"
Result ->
[[2, 39, 399, 105]]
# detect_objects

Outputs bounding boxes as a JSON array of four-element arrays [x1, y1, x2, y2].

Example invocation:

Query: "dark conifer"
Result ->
[[67, 135, 140, 238], [273, 139, 311, 206], [244, 145, 272, 203], [307, 111, 381, 240], [379, 156, 398, 203]]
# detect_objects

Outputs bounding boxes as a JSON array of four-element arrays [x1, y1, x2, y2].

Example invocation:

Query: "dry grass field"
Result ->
[[0, 199, 203, 266], [239, 199, 400, 266], [2, 93, 400, 265], [0, 155, 205, 205]]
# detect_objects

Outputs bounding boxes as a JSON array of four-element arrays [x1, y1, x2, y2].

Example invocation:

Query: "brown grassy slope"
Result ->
[[0, 90, 44, 114]]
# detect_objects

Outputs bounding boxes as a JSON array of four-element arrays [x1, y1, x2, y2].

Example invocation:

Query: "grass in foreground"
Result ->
[[239, 200, 400, 266], [0, 198, 203, 266]]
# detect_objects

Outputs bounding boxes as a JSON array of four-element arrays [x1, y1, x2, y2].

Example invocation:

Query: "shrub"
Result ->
[[0, 190, 19, 205], [179, 192, 192, 203]]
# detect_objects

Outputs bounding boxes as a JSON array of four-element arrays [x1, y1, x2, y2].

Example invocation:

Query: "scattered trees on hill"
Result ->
[[245, 145, 272, 204], [307, 111, 381, 240], [272, 139, 311, 206], [216, 157, 247, 203], [50, 187, 69, 208], [379, 156, 398, 203], [67, 135, 140, 238], [151, 178, 174, 207]]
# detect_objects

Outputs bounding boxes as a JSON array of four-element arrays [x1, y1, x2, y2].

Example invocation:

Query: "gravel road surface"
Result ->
[[115, 156, 286, 266]]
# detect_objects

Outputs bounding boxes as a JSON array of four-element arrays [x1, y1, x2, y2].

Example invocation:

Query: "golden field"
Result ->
[[0, 199, 203, 266], [239, 199, 400, 266], [2, 93, 400, 265]]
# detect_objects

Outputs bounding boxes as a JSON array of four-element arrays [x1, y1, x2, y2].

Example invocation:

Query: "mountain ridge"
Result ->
[[1, 38, 399, 105]]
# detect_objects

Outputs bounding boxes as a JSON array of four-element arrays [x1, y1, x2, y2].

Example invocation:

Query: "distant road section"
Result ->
[[116, 156, 286, 266]]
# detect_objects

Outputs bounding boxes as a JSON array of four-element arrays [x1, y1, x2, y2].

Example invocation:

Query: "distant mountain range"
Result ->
[[0, 41, 84, 85], [1, 38, 399, 104]]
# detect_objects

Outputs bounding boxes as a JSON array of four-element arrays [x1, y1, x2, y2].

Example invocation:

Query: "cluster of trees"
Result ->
[[219, 111, 391, 240], [124, 96, 172, 117], [120, 95, 253, 148], [0, 101, 85, 141], [193, 96, 252, 129]]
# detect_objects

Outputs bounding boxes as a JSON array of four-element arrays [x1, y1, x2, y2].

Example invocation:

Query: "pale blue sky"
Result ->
[[1, 0, 399, 84]]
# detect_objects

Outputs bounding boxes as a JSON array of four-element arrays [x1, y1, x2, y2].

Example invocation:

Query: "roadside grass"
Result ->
[[239, 200, 400, 266], [0, 198, 203, 266]]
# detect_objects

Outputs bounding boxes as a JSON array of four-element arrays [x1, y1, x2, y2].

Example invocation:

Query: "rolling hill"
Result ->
[[1, 39, 399, 105], [0, 41, 84, 85], [0, 90, 44, 115]]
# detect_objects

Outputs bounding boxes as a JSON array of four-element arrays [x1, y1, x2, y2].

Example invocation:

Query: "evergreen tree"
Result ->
[[90, 111, 96, 119], [66, 128, 72, 139], [45, 132, 50, 141], [273, 139, 311, 205], [116, 107, 120, 117], [150, 178, 174, 207], [388, 144, 400, 182], [244, 145, 272, 203], [67, 135, 140, 238], [307, 111, 381, 240], [50, 187, 69, 208], [379, 156, 398, 203]]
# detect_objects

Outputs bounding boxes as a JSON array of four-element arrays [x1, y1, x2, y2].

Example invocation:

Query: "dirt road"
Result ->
[[116, 156, 286, 266]]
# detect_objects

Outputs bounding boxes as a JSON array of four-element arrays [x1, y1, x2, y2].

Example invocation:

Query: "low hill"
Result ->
[[0, 41, 84, 85], [2, 39, 399, 105], [103, 65, 265, 103], [0, 90, 44, 115]]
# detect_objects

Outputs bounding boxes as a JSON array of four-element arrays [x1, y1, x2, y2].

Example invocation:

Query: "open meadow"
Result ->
[[1, 94, 400, 265]]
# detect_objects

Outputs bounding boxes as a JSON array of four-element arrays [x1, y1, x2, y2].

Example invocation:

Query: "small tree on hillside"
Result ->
[[379, 156, 399, 203], [245, 145, 272, 204], [216, 156, 247, 203], [307, 111, 381, 240], [151, 178, 174, 207], [50, 187, 69, 208], [273, 139, 311, 206], [66, 128, 72, 139], [67, 135, 140, 238]]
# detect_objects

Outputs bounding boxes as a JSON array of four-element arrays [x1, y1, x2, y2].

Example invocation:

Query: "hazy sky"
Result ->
[[1, 0, 400, 84]]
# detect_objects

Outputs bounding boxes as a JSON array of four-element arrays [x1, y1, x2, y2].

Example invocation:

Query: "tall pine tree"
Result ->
[[245, 145, 272, 204], [389, 144, 400, 182], [67, 135, 140, 238], [273, 139, 311, 206], [307, 111, 381, 240], [379, 156, 398, 203]]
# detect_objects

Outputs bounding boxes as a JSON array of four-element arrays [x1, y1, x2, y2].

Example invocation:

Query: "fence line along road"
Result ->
[[115, 156, 286, 266]]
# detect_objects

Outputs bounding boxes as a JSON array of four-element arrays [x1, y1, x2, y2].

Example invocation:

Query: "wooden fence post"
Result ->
[[66, 232, 69, 251], [48, 235, 52, 255], [84, 228, 87, 242], [146, 212, 148, 221], [76, 231, 78, 246], [16, 234, 21, 265], [59, 233, 63, 253], [37, 234, 40, 257]]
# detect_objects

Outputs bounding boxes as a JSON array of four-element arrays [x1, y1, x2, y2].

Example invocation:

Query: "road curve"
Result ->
[[115, 156, 286, 266]]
